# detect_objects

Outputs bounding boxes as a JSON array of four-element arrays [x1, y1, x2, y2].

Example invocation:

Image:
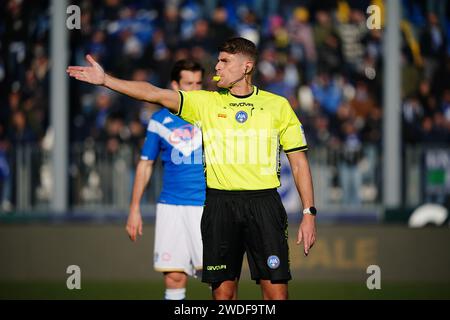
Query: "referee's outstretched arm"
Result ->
[[67, 55, 180, 112], [287, 151, 316, 257]]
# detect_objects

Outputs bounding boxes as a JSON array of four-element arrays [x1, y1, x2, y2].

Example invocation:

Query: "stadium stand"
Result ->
[[0, 0, 449, 216]]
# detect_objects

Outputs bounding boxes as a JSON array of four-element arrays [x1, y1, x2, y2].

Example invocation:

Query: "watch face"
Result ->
[[309, 207, 317, 215]]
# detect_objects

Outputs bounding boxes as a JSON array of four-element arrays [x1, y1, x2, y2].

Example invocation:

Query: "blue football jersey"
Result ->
[[141, 108, 205, 205]]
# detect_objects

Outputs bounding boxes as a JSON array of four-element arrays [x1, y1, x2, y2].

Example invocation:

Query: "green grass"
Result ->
[[1, 280, 449, 300]]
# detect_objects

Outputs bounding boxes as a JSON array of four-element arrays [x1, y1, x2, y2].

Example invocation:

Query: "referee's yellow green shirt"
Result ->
[[176, 86, 307, 190]]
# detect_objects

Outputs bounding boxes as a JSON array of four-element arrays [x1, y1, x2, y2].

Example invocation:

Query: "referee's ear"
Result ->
[[244, 61, 255, 75]]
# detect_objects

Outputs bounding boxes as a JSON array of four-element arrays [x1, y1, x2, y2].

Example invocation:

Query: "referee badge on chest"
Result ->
[[235, 110, 248, 123]]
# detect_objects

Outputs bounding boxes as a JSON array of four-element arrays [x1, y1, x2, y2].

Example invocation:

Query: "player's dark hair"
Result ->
[[219, 37, 258, 62], [170, 60, 204, 83]]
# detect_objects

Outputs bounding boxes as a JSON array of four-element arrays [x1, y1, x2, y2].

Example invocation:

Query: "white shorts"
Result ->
[[154, 203, 203, 277]]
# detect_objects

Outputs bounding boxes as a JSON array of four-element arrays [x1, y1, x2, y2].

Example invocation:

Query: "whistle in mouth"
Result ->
[[212, 75, 221, 81]]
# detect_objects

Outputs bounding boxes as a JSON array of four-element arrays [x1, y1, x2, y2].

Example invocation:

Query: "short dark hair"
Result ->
[[170, 59, 204, 82], [219, 37, 257, 62]]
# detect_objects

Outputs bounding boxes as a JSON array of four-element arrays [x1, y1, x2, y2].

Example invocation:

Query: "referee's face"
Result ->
[[215, 52, 249, 88]]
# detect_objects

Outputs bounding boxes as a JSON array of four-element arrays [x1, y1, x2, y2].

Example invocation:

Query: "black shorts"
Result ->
[[201, 188, 292, 284]]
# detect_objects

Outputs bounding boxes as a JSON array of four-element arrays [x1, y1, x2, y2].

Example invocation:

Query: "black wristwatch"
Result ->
[[302, 206, 317, 216]]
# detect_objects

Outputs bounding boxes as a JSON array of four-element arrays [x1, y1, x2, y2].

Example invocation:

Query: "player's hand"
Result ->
[[297, 214, 316, 256], [66, 54, 105, 85], [126, 208, 143, 242]]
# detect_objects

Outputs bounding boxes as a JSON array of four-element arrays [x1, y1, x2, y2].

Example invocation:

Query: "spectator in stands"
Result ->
[[287, 7, 317, 83], [8, 110, 36, 146], [420, 12, 447, 80], [339, 121, 363, 205], [209, 6, 236, 50], [337, 8, 368, 77], [311, 71, 343, 123], [0, 124, 12, 212]]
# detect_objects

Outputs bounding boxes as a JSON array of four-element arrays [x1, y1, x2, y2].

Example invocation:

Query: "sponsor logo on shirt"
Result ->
[[229, 102, 254, 107], [169, 124, 199, 144]]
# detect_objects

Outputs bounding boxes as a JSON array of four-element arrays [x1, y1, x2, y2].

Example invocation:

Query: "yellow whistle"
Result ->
[[212, 75, 221, 81]]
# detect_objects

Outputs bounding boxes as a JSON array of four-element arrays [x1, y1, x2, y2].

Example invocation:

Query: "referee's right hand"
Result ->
[[126, 208, 143, 242], [67, 54, 106, 85]]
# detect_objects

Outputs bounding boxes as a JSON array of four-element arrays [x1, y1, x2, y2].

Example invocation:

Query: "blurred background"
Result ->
[[0, 0, 449, 299]]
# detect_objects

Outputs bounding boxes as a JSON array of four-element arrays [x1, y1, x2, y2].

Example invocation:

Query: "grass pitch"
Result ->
[[1, 280, 449, 300]]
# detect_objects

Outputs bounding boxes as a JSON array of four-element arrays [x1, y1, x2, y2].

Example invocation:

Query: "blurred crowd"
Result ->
[[1, 0, 450, 210]]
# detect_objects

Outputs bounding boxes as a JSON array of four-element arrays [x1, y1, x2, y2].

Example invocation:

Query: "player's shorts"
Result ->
[[201, 188, 291, 284], [154, 203, 203, 277]]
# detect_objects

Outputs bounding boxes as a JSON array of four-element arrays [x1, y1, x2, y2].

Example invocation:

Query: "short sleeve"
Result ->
[[279, 99, 308, 154], [141, 119, 161, 161], [175, 90, 213, 124]]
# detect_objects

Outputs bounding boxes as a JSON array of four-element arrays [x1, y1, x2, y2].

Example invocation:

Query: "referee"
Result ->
[[68, 37, 316, 300]]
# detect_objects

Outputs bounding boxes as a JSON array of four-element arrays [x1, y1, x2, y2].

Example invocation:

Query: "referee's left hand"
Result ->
[[297, 214, 316, 256]]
